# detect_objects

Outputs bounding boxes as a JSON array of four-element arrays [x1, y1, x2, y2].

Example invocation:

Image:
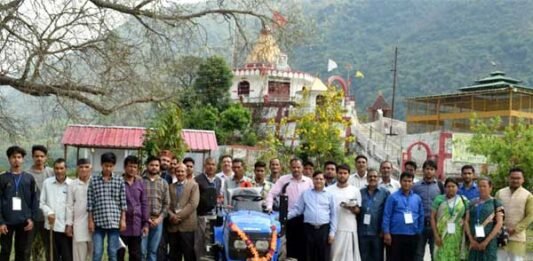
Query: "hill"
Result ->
[[289, 0, 533, 119]]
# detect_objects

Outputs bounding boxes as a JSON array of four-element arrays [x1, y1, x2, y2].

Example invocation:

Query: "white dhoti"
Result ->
[[331, 230, 360, 261], [327, 184, 362, 261], [73, 241, 92, 261]]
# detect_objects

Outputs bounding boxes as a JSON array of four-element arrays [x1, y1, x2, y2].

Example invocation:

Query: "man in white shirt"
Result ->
[[65, 159, 93, 261], [216, 155, 233, 196], [349, 155, 368, 188], [40, 158, 73, 261], [379, 161, 400, 193], [327, 164, 361, 261]]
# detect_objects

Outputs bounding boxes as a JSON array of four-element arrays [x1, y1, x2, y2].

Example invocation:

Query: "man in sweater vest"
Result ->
[[495, 167, 533, 261]]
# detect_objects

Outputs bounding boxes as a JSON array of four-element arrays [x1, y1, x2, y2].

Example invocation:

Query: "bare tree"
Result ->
[[0, 0, 273, 119]]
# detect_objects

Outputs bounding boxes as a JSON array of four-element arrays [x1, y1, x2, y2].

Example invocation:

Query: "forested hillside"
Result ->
[[289, 0, 533, 118]]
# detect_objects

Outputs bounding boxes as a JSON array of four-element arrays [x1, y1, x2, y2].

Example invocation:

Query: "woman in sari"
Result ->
[[431, 178, 469, 261], [464, 177, 503, 261]]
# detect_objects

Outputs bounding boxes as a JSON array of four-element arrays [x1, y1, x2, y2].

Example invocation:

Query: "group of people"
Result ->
[[269, 156, 532, 261], [0, 145, 531, 261]]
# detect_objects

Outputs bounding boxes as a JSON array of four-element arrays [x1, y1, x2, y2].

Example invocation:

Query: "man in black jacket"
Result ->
[[194, 158, 222, 259], [0, 146, 39, 261]]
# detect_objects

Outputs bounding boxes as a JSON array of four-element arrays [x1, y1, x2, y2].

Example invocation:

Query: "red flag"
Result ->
[[272, 11, 288, 28]]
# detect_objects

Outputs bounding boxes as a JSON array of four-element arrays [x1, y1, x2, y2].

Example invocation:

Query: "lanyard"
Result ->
[[401, 192, 411, 212], [366, 190, 375, 211], [13, 174, 22, 196], [447, 195, 458, 216], [476, 200, 484, 224]]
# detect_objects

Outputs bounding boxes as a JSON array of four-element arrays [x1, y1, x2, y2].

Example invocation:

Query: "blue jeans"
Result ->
[[359, 235, 384, 261], [141, 223, 163, 261], [92, 227, 120, 261], [415, 226, 434, 261]]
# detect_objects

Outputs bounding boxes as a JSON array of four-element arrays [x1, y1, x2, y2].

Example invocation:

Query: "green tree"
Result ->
[[468, 117, 533, 191], [143, 103, 187, 158], [183, 105, 219, 130], [258, 87, 353, 167], [193, 56, 234, 111], [218, 104, 253, 144]]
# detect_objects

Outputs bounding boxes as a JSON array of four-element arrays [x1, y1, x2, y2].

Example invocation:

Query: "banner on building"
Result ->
[[451, 133, 486, 163]]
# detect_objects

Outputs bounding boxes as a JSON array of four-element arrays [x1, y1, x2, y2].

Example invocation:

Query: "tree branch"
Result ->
[[88, 0, 270, 23]]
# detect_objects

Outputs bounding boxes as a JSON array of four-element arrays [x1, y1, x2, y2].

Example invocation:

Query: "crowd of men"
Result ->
[[0, 145, 531, 261]]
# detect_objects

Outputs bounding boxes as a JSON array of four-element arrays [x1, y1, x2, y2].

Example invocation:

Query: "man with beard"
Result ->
[[359, 168, 390, 261], [324, 161, 337, 186], [141, 156, 170, 261], [379, 161, 400, 194], [495, 167, 533, 261], [327, 164, 361, 261], [458, 165, 479, 200], [412, 160, 443, 261], [159, 150, 173, 184]]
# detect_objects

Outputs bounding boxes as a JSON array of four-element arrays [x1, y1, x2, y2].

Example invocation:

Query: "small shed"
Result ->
[[61, 124, 218, 173]]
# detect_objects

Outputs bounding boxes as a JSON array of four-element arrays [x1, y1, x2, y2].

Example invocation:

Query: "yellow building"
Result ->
[[406, 71, 533, 134]]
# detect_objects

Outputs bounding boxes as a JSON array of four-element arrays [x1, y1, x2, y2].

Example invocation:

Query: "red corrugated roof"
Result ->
[[62, 125, 218, 151], [181, 129, 218, 151]]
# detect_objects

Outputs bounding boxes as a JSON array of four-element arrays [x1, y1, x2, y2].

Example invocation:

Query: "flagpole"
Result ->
[[389, 46, 398, 136]]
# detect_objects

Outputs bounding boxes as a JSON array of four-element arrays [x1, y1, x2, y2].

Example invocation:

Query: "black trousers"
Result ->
[[0, 223, 32, 261], [117, 235, 142, 261], [286, 215, 305, 261], [48, 231, 72, 261], [304, 223, 330, 261], [390, 234, 419, 261], [169, 231, 195, 261]]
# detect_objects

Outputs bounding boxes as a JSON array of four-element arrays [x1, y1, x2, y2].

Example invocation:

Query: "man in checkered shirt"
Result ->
[[87, 152, 127, 261]]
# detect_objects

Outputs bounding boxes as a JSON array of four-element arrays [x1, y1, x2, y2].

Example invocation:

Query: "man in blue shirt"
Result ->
[[358, 168, 389, 261], [458, 165, 479, 200], [383, 172, 424, 261], [288, 171, 337, 261], [412, 160, 442, 261]]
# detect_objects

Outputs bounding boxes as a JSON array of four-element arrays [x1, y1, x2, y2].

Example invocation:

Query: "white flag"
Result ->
[[327, 59, 338, 72]]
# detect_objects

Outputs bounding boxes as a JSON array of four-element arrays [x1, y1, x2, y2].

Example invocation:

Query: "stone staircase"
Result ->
[[351, 123, 403, 170]]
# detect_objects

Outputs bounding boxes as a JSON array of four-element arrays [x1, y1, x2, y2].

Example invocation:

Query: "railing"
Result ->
[[352, 124, 403, 168], [237, 96, 298, 104]]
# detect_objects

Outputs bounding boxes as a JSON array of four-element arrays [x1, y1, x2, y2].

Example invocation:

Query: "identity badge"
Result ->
[[404, 212, 414, 224], [12, 197, 22, 211], [363, 214, 371, 225]]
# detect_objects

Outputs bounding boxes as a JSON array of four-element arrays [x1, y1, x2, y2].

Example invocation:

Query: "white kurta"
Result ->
[[326, 185, 362, 261]]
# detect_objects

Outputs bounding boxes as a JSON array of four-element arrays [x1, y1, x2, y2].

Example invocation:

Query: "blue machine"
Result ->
[[212, 188, 282, 261]]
